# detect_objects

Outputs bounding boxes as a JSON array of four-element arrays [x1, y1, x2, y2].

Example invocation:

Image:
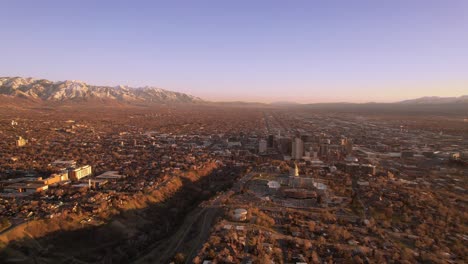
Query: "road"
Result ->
[[0, 217, 26, 237], [134, 172, 256, 263], [133, 206, 207, 264], [183, 172, 256, 262], [184, 208, 219, 264], [262, 111, 287, 136]]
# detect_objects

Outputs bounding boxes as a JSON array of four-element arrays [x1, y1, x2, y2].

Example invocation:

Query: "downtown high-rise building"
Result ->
[[259, 139, 268, 153], [291, 137, 304, 160]]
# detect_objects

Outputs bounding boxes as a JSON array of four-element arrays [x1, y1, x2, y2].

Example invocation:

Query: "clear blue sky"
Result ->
[[1, 0, 467, 102]]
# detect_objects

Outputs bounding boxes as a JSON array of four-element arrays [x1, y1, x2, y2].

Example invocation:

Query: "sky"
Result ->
[[0, 0, 467, 103]]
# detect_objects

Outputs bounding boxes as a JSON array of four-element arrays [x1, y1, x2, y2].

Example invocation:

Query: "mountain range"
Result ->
[[397, 95, 468, 104], [0, 76, 466, 106], [0, 77, 202, 103]]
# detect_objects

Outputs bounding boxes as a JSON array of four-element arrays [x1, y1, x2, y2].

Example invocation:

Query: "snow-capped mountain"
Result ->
[[0, 77, 203, 103]]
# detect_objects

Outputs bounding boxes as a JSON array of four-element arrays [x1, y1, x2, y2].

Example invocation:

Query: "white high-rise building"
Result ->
[[259, 139, 267, 153]]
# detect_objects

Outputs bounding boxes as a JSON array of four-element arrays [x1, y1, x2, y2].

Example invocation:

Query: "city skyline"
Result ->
[[0, 2, 466, 262], [1, 0, 467, 103]]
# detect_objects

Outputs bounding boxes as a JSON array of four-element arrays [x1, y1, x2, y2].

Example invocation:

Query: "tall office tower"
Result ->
[[277, 137, 292, 154], [259, 139, 268, 153], [341, 138, 353, 155], [291, 137, 304, 159], [267, 134, 274, 148], [319, 141, 330, 157], [292, 140, 296, 158]]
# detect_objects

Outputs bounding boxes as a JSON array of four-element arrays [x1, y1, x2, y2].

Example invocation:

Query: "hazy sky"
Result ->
[[1, 0, 467, 103]]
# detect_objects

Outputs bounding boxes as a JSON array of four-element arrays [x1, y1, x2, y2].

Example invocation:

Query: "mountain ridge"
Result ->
[[1, 76, 466, 106], [268, 96, 468, 106], [397, 95, 468, 104], [0, 77, 203, 104]]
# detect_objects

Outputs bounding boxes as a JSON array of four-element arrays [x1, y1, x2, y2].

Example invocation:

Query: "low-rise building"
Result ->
[[69, 165, 92, 181], [3, 183, 48, 194], [16, 136, 28, 147], [95, 171, 125, 180]]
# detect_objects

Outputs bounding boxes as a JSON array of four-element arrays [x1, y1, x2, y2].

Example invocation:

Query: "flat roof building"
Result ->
[[3, 183, 48, 194], [69, 165, 92, 181], [95, 171, 125, 180]]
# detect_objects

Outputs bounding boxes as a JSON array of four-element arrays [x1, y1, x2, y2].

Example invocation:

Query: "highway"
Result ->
[[134, 172, 256, 263]]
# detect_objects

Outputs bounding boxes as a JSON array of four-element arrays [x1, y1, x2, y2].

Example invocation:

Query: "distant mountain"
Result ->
[[398, 95, 468, 104], [270, 101, 300, 106], [0, 77, 203, 103]]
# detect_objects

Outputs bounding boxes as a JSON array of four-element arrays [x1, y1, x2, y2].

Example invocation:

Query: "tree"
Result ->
[[192, 256, 201, 264], [318, 236, 326, 245], [311, 250, 320, 264], [353, 255, 364, 264], [256, 254, 272, 264], [385, 207, 393, 219], [308, 221, 316, 232], [0, 217, 11, 231], [173, 252, 186, 264]]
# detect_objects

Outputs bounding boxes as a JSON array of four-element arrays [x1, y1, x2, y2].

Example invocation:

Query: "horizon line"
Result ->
[[1, 75, 467, 104]]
